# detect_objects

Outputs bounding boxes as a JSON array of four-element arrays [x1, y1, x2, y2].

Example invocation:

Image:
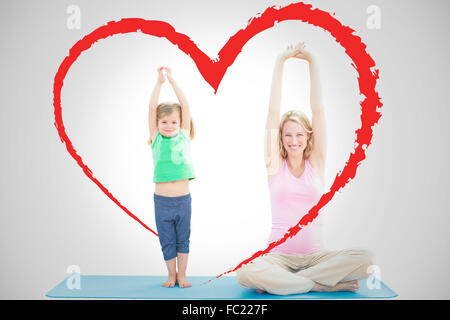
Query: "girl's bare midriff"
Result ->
[[155, 179, 190, 197]]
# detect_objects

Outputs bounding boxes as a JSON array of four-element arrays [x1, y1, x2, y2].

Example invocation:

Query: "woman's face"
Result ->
[[157, 111, 181, 137], [281, 120, 309, 157]]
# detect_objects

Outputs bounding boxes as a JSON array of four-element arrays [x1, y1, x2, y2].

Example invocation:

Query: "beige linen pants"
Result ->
[[236, 247, 374, 295]]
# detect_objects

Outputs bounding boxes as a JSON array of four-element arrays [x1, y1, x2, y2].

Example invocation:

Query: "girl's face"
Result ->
[[281, 120, 309, 157], [157, 111, 181, 137]]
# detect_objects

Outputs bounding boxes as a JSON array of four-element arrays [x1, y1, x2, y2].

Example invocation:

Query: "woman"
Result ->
[[236, 42, 375, 295]]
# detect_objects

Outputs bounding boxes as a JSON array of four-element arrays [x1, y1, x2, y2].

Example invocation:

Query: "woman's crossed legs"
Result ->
[[236, 248, 374, 295]]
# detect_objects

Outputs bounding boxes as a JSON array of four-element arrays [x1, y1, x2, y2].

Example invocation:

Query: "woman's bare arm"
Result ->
[[294, 45, 327, 177], [265, 45, 305, 177], [265, 56, 283, 174]]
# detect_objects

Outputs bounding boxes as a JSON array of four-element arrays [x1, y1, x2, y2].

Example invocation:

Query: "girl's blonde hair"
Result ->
[[148, 102, 195, 145], [279, 110, 313, 159]]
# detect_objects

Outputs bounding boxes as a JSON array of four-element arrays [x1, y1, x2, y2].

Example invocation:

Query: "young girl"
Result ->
[[148, 66, 195, 288]]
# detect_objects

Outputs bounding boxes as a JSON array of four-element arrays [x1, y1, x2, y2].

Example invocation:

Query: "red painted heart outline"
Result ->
[[53, 2, 382, 281]]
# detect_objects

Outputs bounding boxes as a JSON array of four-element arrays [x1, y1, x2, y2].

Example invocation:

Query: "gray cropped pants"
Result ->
[[236, 247, 374, 295]]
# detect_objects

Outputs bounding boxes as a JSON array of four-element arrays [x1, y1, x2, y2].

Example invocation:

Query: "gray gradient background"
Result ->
[[1, 0, 449, 299]]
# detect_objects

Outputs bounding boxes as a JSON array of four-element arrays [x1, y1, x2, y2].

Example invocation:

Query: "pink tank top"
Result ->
[[268, 158, 325, 255]]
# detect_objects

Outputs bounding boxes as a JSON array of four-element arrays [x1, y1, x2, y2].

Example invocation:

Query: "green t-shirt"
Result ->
[[151, 130, 195, 183]]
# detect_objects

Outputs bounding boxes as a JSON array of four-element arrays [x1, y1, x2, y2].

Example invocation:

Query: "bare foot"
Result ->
[[255, 289, 266, 294], [162, 275, 176, 288], [330, 280, 360, 292], [176, 273, 192, 288], [312, 280, 360, 293]]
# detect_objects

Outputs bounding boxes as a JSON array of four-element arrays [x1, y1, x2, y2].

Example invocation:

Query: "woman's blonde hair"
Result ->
[[279, 110, 313, 159], [148, 102, 195, 145]]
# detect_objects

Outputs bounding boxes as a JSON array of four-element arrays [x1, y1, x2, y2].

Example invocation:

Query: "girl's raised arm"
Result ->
[[148, 67, 165, 145], [165, 67, 191, 135]]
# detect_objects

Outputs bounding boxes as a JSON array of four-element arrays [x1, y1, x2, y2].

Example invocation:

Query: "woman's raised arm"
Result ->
[[264, 56, 283, 175], [294, 45, 327, 177], [265, 45, 305, 177]]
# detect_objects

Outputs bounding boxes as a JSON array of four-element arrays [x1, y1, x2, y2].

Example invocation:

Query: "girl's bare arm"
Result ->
[[165, 67, 191, 134], [148, 67, 165, 145]]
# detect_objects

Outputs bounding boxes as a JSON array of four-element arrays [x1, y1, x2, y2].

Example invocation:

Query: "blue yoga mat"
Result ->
[[46, 275, 397, 299]]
